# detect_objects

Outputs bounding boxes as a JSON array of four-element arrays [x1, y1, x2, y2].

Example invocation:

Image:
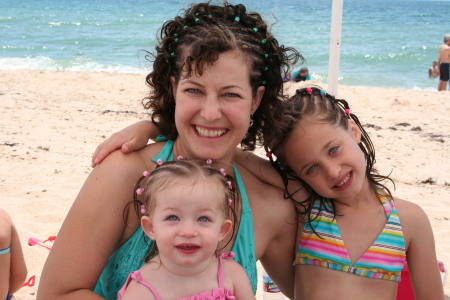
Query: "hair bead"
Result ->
[[253, 28, 258, 32], [234, 16, 240, 22], [262, 39, 267, 44], [195, 18, 200, 22]]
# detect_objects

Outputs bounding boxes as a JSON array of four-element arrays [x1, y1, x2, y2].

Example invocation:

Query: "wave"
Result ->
[[0, 56, 148, 74]]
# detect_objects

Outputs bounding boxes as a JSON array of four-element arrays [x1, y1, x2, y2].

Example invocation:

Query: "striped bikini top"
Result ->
[[295, 188, 406, 281]]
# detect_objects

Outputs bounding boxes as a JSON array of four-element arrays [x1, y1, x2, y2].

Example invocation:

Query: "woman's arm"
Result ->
[[234, 149, 308, 205], [38, 149, 153, 300], [234, 149, 284, 189], [396, 199, 444, 300], [91, 121, 161, 167]]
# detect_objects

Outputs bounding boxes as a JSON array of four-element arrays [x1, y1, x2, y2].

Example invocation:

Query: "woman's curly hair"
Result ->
[[143, 1, 304, 151]]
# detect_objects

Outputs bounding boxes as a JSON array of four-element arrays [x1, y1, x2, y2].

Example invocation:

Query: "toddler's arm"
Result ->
[[226, 260, 256, 300], [396, 199, 445, 300], [91, 120, 160, 167], [0, 209, 27, 298]]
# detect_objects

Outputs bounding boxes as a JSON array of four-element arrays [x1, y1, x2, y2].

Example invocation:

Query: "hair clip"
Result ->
[[266, 152, 272, 158], [136, 188, 145, 195], [143, 171, 150, 177], [195, 18, 200, 22], [345, 109, 350, 116], [220, 168, 226, 176], [206, 159, 212, 165], [320, 89, 326, 95], [227, 181, 232, 190], [157, 159, 163, 166], [141, 205, 147, 214], [306, 88, 312, 94], [234, 17, 240, 22], [228, 198, 233, 206], [177, 155, 183, 160], [253, 28, 258, 32], [262, 39, 266, 44]]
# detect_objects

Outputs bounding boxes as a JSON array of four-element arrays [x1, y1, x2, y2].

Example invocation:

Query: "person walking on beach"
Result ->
[[437, 34, 450, 91], [429, 61, 438, 78]]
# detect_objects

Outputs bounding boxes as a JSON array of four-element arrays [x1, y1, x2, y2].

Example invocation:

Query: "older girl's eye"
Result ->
[[167, 215, 179, 221], [198, 216, 210, 222], [330, 146, 339, 155], [307, 165, 318, 174]]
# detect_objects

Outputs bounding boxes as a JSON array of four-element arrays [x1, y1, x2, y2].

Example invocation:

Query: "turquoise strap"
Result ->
[[0, 246, 11, 255]]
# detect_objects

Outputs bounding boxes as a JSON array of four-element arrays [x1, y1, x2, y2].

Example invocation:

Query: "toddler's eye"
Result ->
[[198, 216, 210, 222], [167, 215, 179, 221]]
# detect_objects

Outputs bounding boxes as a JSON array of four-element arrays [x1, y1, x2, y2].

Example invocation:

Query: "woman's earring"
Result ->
[[249, 115, 254, 127]]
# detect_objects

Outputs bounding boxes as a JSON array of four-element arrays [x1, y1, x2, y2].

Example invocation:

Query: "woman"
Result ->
[[37, 2, 304, 299]]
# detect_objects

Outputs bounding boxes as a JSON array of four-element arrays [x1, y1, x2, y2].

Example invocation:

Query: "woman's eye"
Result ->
[[167, 215, 179, 221], [329, 146, 339, 154], [307, 165, 318, 174], [198, 216, 210, 222], [186, 88, 200, 94], [225, 93, 239, 98]]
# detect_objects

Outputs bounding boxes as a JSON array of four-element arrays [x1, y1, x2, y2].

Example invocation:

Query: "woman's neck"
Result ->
[[173, 139, 236, 175]]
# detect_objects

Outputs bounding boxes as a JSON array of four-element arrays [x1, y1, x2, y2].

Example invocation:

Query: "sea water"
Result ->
[[1, 0, 449, 90]]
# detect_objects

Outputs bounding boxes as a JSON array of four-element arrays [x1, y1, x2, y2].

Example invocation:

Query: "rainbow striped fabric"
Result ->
[[295, 188, 406, 281]]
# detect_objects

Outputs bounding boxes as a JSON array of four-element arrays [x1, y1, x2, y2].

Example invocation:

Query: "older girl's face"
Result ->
[[171, 50, 264, 164]]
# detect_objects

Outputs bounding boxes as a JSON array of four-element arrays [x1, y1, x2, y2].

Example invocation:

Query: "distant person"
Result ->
[[429, 61, 438, 78], [293, 67, 311, 82], [0, 209, 27, 300], [437, 34, 450, 91]]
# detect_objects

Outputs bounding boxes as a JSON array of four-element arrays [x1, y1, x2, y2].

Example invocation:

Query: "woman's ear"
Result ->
[[141, 216, 155, 241], [348, 119, 362, 143], [170, 76, 177, 102], [251, 86, 265, 114], [218, 220, 233, 242]]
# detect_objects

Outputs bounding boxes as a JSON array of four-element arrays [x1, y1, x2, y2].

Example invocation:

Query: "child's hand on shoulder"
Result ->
[[91, 120, 156, 167]]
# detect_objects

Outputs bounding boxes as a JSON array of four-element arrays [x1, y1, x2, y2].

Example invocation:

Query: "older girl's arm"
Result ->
[[396, 199, 444, 300], [92, 121, 160, 167]]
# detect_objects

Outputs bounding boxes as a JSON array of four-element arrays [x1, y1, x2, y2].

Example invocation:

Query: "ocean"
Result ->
[[1, 0, 449, 90]]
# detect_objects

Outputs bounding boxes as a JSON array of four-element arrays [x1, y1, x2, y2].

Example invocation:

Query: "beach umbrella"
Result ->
[[327, 0, 343, 97]]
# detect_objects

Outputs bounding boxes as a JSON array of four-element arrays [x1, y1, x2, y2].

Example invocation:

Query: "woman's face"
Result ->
[[171, 50, 264, 164]]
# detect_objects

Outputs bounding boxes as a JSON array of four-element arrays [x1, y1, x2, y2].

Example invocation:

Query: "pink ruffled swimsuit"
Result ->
[[117, 252, 236, 300]]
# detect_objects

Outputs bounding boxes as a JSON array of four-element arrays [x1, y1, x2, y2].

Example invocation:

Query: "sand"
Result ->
[[1, 70, 449, 299]]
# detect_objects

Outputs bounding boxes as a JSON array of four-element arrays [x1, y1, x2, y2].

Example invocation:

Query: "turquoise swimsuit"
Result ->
[[94, 138, 257, 299]]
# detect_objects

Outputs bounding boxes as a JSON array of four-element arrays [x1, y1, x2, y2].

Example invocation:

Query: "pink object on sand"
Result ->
[[28, 237, 52, 250]]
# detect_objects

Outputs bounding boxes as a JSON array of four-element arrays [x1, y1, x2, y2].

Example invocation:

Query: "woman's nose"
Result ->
[[200, 95, 222, 122]]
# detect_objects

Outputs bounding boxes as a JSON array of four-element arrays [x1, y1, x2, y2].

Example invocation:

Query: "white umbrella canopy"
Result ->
[[327, 0, 343, 97]]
